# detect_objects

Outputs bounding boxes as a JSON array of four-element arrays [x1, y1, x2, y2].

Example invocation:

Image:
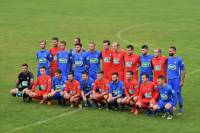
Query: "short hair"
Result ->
[[141, 73, 149, 79], [68, 72, 74, 76], [126, 70, 133, 75], [158, 49, 162, 53], [112, 72, 119, 77], [75, 37, 81, 42], [75, 43, 82, 48], [157, 75, 165, 80], [21, 63, 28, 68], [39, 40, 46, 45], [89, 41, 96, 46], [40, 66, 46, 70], [52, 37, 59, 41], [103, 40, 111, 45], [60, 40, 66, 46], [170, 46, 176, 51], [141, 45, 149, 50], [127, 44, 134, 50], [97, 71, 104, 75], [82, 71, 88, 75], [55, 69, 62, 74]]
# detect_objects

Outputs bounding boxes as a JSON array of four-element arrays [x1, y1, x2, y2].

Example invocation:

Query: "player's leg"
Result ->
[[164, 102, 174, 119], [10, 88, 19, 97], [22, 88, 32, 102], [175, 78, 183, 114]]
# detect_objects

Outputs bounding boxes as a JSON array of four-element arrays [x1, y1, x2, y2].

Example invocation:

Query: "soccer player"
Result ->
[[136, 73, 159, 114], [111, 42, 125, 80], [167, 46, 186, 115], [153, 75, 177, 119], [47, 69, 67, 105], [56, 40, 71, 78], [101, 40, 113, 81], [29, 66, 51, 104], [80, 71, 94, 107], [86, 42, 101, 80], [71, 43, 87, 81], [91, 71, 109, 108], [10, 63, 34, 101], [63, 72, 82, 108], [122, 71, 139, 115], [36, 40, 52, 77], [107, 72, 124, 110], [49, 37, 60, 77], [140, 45, 153, 83], [152, 49, 167, 84], [124, 45, 140, 82]]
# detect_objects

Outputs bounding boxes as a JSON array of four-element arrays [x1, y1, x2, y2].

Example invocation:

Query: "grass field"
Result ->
[[0, 0, 200, 132]]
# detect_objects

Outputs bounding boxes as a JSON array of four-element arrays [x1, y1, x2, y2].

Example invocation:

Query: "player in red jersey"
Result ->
[[136, 73, 159, 114], [101, 40, 113, 81], [111, 42, 125, 80], [62, 72, 82, 108], [124, 45, 140, 82], [29, 66, 51, 105], [122, 71, 139, 115], [152, 49, 167, 84], [49, 37, 60, 77]]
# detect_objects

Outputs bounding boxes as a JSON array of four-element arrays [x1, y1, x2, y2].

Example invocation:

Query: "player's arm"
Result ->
[[31, 79, 39, 92], [28, 73, 34, 89], [46, 77, 52, 93], [151, 85, 159, 103], [15, 74, 20, 88], [180, 58, 186, 86]]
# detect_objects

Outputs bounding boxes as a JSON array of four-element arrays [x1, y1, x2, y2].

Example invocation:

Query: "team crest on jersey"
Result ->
[[161, 94, 168, 100], [142, 62, 151, 67], [39, 58, 47, 63], [90, 58, 98, 63], [103, 57, 110, 63], [75, 61, 83, 66], [168, 64, 176, 70], [113, 58, 119, 64], [59, 58, 68, 63], [125, 62, 132, 67]]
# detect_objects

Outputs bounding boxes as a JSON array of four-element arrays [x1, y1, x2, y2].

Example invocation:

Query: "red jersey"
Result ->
[[101, 49, 113, 80], [124, 53, 141, 81], [138, 81, 159, 103], [93, 78, 109, 94], [31, 75, 51, 93], [64, 80, 81, 96], [152, 56, 167, 83], [124, 79, 139, 97], [49, 47, 60, 76], [112, 50, 125, 72]]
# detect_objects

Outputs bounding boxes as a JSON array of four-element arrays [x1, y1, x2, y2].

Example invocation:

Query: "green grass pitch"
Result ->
[[0, 0, 200, 132]]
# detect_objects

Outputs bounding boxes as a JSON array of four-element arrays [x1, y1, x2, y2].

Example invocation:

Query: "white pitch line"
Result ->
[[5, 109, 80, 133]]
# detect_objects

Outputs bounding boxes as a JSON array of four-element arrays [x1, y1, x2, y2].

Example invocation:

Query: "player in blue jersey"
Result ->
[[107, 72, 124, 110], [140, 45, 153, 83], [56, 41, 71, 78], [71, 43, 87, 81], [80, 71, 94, 107], [153, 75, 177, 119], [46, 69, 67, 105], [86, 42, 101, 80], [167, 46, 186, 115], [36, 40, 52, 77]]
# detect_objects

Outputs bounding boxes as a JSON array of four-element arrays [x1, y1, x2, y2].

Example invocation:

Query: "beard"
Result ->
[[169, 53, 174, 56]]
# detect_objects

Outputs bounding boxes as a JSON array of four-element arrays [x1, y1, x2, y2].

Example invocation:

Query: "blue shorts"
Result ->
[[52, 92, 62, 99], [168, 78, 181, 93], [74, 71, 83, 82], [89, 71, 97, 81], [157, 100, 176, 109]]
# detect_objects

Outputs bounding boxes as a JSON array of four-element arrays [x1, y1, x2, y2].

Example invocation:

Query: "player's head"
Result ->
[[111, 72, 119, 82], [88, 42, 96, 51], [51, 37, 59, 47], [157, 75, 166, 86], [75, 43, 82, 52], [126, 44, 134, 55], [39, 40, 46, 49], [40, 66, 46, 76], [68, 72, 74, 81], [112, 42, 120, 52], [21, 63, 29, 73], [141, 45, 149, 55], [74, 37, 81, 45], [169, 46, 176, 56], [97, 71, 104, 80], [82, 71, 88, 81], [126, 71, 133, 80], [154, 49, 162, 57], [59, 40, 66, 50], [55, 69, 62, 79], [141, 73, 149, 83], [103, 40, 111, 50]]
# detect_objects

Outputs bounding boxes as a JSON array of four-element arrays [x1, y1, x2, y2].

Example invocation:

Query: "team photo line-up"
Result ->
[[10, 37, 186, 120]]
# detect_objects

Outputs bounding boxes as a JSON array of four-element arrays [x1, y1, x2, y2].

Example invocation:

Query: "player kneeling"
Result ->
[[63, 72, 82, 108], [47, 69, 67, 105], [29, 66, 51, 104], [107, 72, 125, 111], [91, 71, 109, 109], [153, 75, 177, 120], [122, 71, 139, 115], [10, 63, 34, 102], [136, 73, 159, 115]]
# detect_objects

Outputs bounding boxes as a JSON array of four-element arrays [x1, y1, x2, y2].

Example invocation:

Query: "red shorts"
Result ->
[[50, 66, 57, 77], [34, 90, 47, 98]]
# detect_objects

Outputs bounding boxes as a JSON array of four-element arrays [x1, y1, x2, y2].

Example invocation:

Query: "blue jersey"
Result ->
[[167, 56, 185, 79], [109, 80, 124, 97], [140, 54, 153, 77], [80, 78, 94, 94], [36, 50, 52, 70], [57, 50, 71, 78], [52, 76, 67, 91], [86, 50, 101, 72], [71, 51, 87, 72], [158, 84, 176, 104]]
